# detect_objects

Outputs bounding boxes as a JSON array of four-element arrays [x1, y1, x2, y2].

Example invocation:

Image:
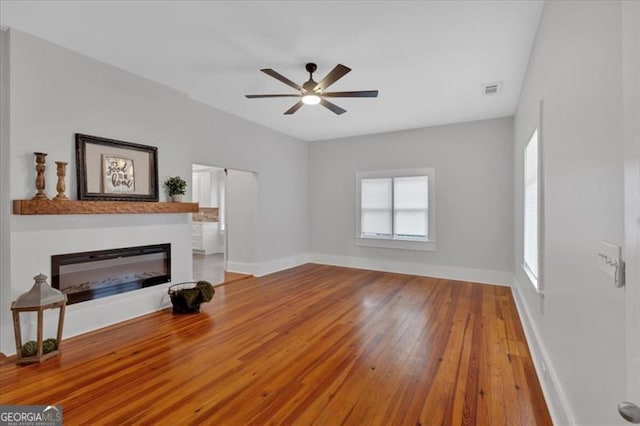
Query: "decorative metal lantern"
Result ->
[[11, 274, 67, 364]]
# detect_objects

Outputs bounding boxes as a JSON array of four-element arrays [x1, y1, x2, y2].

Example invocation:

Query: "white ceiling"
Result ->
[[0, 1, 543, 142]]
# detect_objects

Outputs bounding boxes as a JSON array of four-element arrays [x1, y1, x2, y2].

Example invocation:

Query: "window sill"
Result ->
[[356, 236, 436, 252], [521, 263, 542, 293]]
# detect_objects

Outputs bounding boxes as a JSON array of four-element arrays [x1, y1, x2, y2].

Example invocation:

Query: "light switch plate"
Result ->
[[598, 241, 621, 281]]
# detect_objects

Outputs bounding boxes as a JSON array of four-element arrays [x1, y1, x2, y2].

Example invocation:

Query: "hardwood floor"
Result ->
[[0, 264, 551, 425], [223, 270, 253, 285]]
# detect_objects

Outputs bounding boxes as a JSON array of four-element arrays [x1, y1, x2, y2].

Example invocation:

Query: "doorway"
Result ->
[[191, 164, 226, 284], [191, 164, 256, 286]]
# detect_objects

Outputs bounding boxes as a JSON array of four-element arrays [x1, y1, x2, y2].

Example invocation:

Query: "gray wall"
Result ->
[[309, 117, 514, 284], [187, 100, 309, 268], [513, 1, 626, 423], [226, 169, 258, 268]]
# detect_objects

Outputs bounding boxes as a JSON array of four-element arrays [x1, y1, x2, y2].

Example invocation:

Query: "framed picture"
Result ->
[[75, 133, 159, 201]]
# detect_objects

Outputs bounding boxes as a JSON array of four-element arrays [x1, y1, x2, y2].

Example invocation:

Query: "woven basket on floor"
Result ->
[[168, 281, 214, 314]]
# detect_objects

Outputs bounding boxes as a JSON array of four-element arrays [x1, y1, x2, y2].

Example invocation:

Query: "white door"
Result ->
[[621, 1, 640, 423]]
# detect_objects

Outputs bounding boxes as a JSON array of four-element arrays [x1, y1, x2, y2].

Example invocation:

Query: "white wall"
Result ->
[[0, 28, 309, 354], [513, 1, 626, 424], [309, 117, 514, 285], [225, 169, 258, 273]]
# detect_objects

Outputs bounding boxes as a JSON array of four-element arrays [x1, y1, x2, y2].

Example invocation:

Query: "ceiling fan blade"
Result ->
[[321, 90, 379, 98], [314, 64, 351, 91], [261, 68, 303, 91], [320, 98, 347, 115], [245, 94, 301, 98], [284, 101, 304, 115]]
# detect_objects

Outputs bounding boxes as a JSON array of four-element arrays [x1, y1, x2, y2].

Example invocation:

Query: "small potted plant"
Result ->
[[164, 176, 187, 202]]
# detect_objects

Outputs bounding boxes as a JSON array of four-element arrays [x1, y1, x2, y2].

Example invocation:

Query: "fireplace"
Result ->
[[52, 244, 171, 305]]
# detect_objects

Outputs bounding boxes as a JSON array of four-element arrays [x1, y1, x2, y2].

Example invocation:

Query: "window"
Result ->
[[523, 129, 539, 288], [361, 178, 393, 237], [356, 168, 435, 251]]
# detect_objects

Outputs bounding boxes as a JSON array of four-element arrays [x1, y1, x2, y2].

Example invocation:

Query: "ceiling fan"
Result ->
[[245, 63, 378, 115]]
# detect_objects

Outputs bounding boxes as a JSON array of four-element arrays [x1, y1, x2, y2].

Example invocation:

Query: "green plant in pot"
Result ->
[[164, 176, 187, 202]]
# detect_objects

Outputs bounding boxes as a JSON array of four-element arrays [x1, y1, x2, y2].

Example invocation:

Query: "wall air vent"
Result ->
[[483, 81, 503, 96]]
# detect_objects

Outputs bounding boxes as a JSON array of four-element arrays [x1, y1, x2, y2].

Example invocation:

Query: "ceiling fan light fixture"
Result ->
[[302, 94, 321, 105], [246, 63, 377, 115]]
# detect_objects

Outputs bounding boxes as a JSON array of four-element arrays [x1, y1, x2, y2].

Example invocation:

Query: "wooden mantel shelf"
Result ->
[[13, 200, 199, 215]]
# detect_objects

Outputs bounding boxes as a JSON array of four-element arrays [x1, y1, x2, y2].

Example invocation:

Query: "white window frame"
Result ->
[[522, 113, 544, 293], [356, 168, 435, 251]]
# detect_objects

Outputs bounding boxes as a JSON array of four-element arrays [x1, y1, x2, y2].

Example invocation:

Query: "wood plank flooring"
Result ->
[[223, 271, 253, 285], [0, 264, 551, 425]]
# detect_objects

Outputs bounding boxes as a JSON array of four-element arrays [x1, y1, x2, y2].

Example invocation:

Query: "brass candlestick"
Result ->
[[53, 161, 69, 201], [32, 152, 48, 200]]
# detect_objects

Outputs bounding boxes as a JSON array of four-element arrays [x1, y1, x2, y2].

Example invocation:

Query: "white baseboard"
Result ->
[[310, 253, 513, 286], [225, 261, 257, 276], [254, 253, 311, 277], [226, 253, 311, 277], [511, 279, 574, 425]]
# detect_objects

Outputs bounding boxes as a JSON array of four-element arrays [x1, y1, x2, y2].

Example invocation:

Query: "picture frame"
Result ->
[[75, 133, 159, 201]]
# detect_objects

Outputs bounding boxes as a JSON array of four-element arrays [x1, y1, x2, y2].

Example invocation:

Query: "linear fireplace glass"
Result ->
[[52, 243, 171, 305]]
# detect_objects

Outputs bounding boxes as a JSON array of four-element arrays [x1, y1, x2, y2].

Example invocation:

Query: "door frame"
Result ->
[[623, 0, 640, 403]]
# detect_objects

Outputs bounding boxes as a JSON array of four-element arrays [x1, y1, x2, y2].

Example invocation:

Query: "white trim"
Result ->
[[225, 261, 257, 276], [521, 100, 545, 295], [512, 279, 574, 425], [538, 99, 546, 294], [523, 109, 543, 293], [521, 263, 543, 295], [226, 254, 311, 278], [356, 237, 436, 251], [254, 253, 311, 277], [622, 0, 640, 403], [310, 253, 512, 286]]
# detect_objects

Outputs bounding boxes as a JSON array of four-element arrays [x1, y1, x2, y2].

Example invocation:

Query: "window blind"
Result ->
[[524, 129, 539, 283], [361, 178, 392, 236], [393, 176, 428, 238]]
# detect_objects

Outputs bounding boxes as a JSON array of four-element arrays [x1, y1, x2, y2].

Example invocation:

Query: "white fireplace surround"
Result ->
[[9, 216, 191, 351]]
